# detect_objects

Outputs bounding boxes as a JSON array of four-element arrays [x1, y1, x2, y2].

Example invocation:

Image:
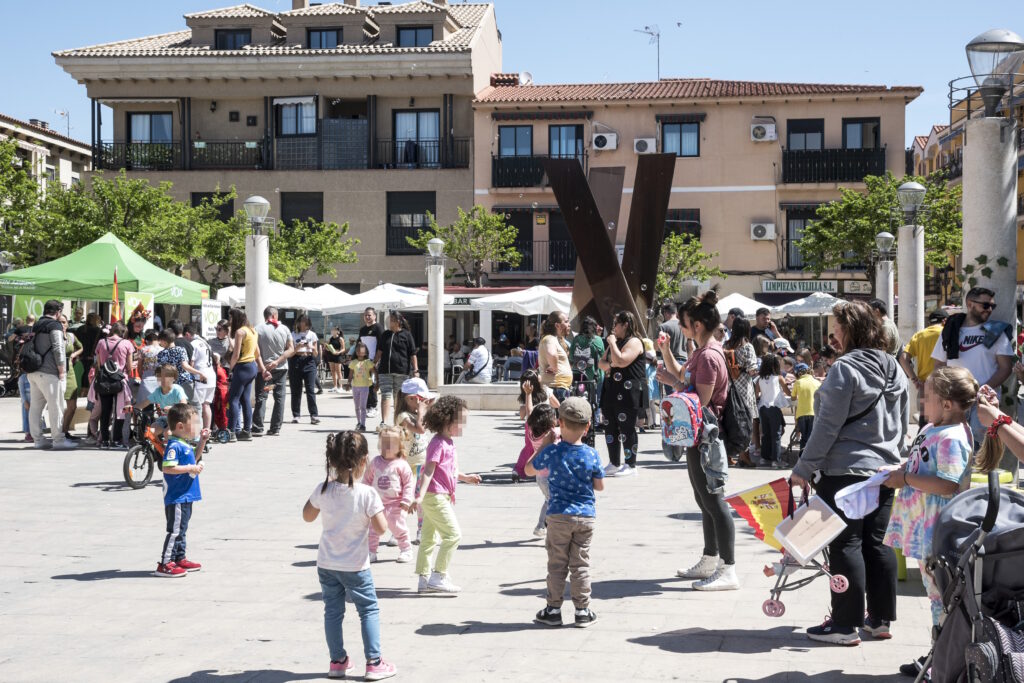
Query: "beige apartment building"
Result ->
[[473, 77, 921, 305], [0, 113, 91, 191], [54, 0, 501, 291]]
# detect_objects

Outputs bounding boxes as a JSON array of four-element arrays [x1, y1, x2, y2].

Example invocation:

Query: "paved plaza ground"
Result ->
[[0, 390, 933, 682]]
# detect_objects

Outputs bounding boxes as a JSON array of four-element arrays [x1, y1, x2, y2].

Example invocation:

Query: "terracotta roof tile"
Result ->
[[184, 3, 274, 19], [914, 135, 929, 149], [0, 112, 91, 151], [476, 79, 922, 104]]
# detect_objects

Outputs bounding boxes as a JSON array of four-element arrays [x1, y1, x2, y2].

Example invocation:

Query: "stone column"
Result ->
[[244, 234, 270, 326], [962, 117, 1019, 320], [897, 222, 925, 340]]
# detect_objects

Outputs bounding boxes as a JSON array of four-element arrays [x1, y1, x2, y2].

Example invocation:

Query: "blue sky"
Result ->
[[0, 0, 1014, 148]]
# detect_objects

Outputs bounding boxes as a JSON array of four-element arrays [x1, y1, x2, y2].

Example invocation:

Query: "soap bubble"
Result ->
[[617, 394, 623, 400], [647, 308, 656, 318], [623, 380, 633, 390], [578, 384, 586, 393], [613, 372, 623, 382], [531, 201, 539, 209], [608, 221, 616, 230], [577, 361, 587, 370], [519, 193, 524, 199], [640, 284, 648, 291], [618, 412, 627, 422], [618, 433, 626, 441], [549, 264, 555, 271], [606, 434, 615, 444]]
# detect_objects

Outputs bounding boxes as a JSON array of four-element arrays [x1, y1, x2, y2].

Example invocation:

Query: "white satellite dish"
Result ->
[[519, 71, 533, 86]]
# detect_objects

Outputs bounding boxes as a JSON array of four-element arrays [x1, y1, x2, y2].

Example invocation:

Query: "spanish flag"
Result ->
[[110, 267, 120, 323], [725, 479, 793, 551]]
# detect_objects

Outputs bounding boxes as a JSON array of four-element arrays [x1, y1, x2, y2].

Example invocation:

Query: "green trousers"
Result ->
[[415, 492, 462, 576]]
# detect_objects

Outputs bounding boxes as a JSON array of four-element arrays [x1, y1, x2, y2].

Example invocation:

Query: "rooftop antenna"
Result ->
[[54, 109, 70, 136], [634, 25, 661, 80], [519, 71, 533, 86]]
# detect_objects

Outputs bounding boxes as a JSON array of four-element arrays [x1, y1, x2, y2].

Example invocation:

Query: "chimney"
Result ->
[[343, 0, 359, 5], [29, 119, 49, 130], [292, 0, 308, 9]]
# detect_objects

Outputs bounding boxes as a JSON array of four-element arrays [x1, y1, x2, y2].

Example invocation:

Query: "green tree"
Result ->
[[655, 232, 725, 308], [269, 219, 359, 287], [795, 171, 962, 292], [0, 138, 45, 266], [405, 205, 521, 287]]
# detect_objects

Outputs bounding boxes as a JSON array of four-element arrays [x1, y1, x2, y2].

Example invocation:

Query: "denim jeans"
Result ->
[[317, 567, 381, 662], [228, 361, 258, 432], [253, 367, 287, 433], [289, 356, 319, 419], [19, 373, 32, 433]]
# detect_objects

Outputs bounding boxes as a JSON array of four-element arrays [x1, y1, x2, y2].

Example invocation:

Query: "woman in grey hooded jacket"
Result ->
[[791, 300, 908, 646]]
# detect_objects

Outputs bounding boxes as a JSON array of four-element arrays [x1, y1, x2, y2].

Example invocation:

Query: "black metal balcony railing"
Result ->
[[1018, 194, 1024, 216], [98, 142, 183, 171], [375, 138, 470, 169], [191, 140, 264, 169], [781, 147, 886, 184], [491, 153, 588, 188], [492, 240, 577, 273], [943, 149, 963, 179]]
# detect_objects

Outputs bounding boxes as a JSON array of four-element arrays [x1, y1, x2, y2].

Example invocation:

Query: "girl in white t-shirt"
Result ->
[[755, 353, 791, 468], [303, 431, 397, 681]]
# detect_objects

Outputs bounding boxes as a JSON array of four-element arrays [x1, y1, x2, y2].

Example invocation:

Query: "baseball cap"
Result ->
[[774, 338, 794, 354], [928, 309, 949, 324], [400, 377, 438, 400], [558, 396, 593, 425], [794, 362, 810, 374]]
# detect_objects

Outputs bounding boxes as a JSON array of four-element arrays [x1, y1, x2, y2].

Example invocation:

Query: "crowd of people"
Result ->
[[12, 283, 1024, 681]]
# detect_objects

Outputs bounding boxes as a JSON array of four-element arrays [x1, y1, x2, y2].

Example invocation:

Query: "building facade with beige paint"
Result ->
[[54, 0, 501, 291], [473, 77, 921, 305], [0, 113, 91, 192]]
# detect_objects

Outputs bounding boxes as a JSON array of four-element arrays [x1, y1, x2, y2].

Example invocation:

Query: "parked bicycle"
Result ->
[[122, 406, 163, 489]]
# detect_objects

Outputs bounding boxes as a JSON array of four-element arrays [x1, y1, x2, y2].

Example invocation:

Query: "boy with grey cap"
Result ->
[[525, 396, 605, 628]]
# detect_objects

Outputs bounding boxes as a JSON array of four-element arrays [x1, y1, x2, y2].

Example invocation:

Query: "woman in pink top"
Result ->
[[92, 322, 135, 448], [362, 426, 415, 563]]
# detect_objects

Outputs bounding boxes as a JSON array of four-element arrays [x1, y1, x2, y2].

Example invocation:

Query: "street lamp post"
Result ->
[[957, 29, 1024, 317], [873, 231, 896, 319], [425, 238, 446, 389], [896, 181, 927, 345], [242, 195, 275, 325]]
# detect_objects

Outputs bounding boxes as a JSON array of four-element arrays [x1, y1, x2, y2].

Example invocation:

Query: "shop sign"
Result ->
[[761, 279, 837, 294]]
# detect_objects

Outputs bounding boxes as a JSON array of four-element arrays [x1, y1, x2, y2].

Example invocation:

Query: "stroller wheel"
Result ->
[[762, 599, 785, 618], [216, 430, 231, 444], [830, 574, 849, 593]]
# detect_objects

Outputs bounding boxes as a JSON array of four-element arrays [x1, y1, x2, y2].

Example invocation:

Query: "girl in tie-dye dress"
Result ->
[[883, 367, 974, 640]]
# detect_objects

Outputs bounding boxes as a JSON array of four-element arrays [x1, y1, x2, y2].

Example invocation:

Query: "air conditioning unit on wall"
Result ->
[[592, 132, 617, 150], [633, 137, 656, 154], [750, 222, 776, 241], [750, 123, 777, 142]]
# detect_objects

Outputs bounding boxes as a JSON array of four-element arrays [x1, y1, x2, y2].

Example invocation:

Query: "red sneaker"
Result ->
[[175, 558, 202, 572], [154, 562, 186, 578]]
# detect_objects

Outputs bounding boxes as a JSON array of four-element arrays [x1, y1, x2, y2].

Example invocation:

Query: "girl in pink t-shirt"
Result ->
[[411, 395, 481, 594], [362, 426, 415, 563]]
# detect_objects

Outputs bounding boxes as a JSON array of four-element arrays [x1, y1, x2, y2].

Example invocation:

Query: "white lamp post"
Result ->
[[896, 181, 927, 344], [426, 238, 446, 389], [874, 231, 895, 319], [242, 195, 274, 325], [959, 29, 1024, 318]]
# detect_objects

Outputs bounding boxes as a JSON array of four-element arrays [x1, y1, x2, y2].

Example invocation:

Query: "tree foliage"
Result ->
[[0, 163, 359, 291], [655, 233, 725, 308], [795, 171, 962, 291], [405, 205, 521, 287]]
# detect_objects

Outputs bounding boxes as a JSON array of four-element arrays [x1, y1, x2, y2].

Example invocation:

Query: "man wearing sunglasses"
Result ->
[[932, 286, 1015, 449]]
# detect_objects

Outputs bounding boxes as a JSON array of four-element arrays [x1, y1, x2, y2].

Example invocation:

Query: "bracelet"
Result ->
[[987, 415, 1012, 439], [902, 471, 909, 488]]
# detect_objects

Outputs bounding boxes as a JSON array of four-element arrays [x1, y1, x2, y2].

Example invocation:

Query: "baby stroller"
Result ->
[[921, 471, 1024, 683], [725, 479, 849, 618]]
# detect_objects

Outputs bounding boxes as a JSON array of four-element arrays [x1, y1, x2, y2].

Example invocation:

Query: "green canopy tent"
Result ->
[[0, 232, 209, 304]]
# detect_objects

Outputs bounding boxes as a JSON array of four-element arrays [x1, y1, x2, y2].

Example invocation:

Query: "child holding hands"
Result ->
[[303, 431, 397, 681], [412, 395, 481, 594], [363, 426, 415, 563]]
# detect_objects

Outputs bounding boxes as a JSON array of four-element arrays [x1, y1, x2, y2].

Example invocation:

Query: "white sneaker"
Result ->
[[616, 465, 636, 477], [533, 526, 547, 538], [692, 564, 740, 591], [396, 549, 413, 563], [367, 408, 379, 419], [677, 555, 722, 579], [369, 552, 378, 563], [417, 574, 430, 592], [425, 571, 461, 593], [603, 462, 619, 475]]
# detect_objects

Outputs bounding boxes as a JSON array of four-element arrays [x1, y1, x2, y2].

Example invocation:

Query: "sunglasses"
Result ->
[[969, 300, 996, 311]]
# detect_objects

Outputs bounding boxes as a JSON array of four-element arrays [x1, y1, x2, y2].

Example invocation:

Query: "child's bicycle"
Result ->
[[123, 406, 164, 489]]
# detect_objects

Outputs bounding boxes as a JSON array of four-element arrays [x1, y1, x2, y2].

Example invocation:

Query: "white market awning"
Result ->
[[772, 292, 846, 317], [470, 285, 571, 316], [716, 292, 763, 318]]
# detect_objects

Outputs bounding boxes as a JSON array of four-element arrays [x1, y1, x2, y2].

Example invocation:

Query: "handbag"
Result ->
[[95, 339, 127, 397]]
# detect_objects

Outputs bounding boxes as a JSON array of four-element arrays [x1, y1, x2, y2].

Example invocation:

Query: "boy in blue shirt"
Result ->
[[136, 364, 187, 440], [525, 397, 605, 627], [155, 404, 210, 578]]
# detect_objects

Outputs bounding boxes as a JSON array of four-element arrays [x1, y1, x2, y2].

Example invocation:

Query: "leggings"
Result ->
[[759, 405, 785, 463], [352, 386, 369, 425], [604, 401, 638, 467], [228, 361, 258, 433], [99, 392, 124, 444], [289, 355, 319, 418], [686, 446, 735, 564]]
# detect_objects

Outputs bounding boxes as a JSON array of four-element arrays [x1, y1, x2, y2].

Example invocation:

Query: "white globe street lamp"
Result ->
[[242, 195, 275, 324], [966, 29, 1024, 117]]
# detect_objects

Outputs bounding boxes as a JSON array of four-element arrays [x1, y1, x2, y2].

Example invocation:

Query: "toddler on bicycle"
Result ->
[[155, 404, 210, 578], [136, 364, 187, 440]]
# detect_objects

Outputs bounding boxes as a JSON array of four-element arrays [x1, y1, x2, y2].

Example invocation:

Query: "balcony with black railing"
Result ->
[[191, 140, 265, 169], [943, 149, 963, 179], [375, 138, 470, 169], [491, 240, 577, 273], [97, 142, 183, 171], [781, 147, 886, 184], [492, 153, 588, 188]]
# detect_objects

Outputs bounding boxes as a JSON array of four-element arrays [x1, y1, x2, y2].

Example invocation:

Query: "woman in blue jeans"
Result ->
[[226, 308, 265, 441], [290, 314, 320, 425]]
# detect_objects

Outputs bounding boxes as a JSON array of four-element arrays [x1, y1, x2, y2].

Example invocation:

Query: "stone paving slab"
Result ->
[[0, 393, 932, 682]]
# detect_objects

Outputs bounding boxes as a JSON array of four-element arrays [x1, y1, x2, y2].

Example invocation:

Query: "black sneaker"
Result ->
[[251, 428, 264, 437], [227, 432, 238, 443], [807, 616, 860, 646], [266, 429, 280, 436], [237, 431, 252, 441], [311, 417, 321, 425], [534, 606, 562, 627], [574, 608, 598, 628], [863, 615, 892, 639], [899, 655, 927, 677]]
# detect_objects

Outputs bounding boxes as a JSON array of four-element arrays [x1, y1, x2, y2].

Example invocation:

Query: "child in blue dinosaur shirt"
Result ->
[[525, 396, 605, 628], [154, 403, 210, 578]]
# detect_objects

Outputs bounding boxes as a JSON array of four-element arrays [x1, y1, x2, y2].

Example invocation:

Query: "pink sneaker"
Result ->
[[364, 658, 397, 681], [328, 657, 353, 679]]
